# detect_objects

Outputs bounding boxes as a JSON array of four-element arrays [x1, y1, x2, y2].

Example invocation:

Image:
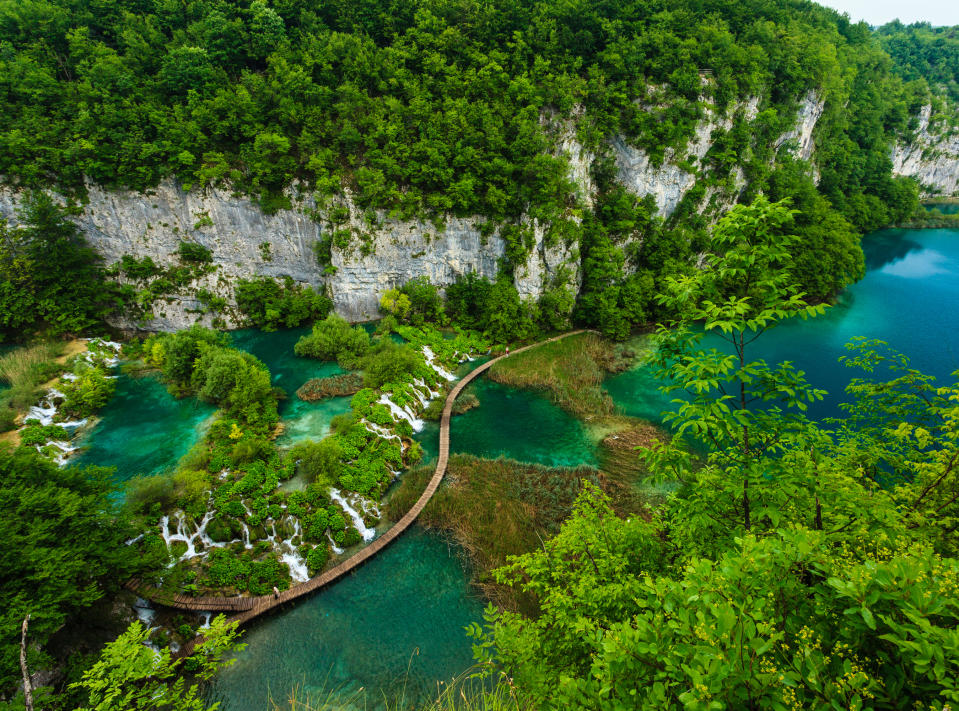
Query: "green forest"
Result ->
[[2, 0, 953, 342]]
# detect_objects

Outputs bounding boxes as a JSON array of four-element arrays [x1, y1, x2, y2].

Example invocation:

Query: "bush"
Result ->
[[125, 474, 176, 515], [294, 314, 370, 368], [61, 367, 116, 418], [306, 546, 330, 574], [19, 423, 70, 446], [288, 438, 342, 488], [234, 276, 332, 331], [176, 241, 213, 263], [361, 339, 423, 389]]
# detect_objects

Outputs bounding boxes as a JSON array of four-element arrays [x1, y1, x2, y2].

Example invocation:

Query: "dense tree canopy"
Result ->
[[0, 193, 118, 338], [0, 0, 934, 230], [0, 447, 142, 692], [878, 21, 959, 103]]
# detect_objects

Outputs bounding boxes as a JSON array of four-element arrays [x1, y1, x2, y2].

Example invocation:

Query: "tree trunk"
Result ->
[[20, 615, 34, 711]]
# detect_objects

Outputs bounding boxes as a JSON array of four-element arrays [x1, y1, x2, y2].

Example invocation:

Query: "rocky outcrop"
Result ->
[[892, 105, 959, 197], [0, 180, 580, 330], [774, 91, 825, 162]]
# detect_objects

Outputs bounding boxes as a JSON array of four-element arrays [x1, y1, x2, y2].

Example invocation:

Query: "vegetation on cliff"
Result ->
[[0, 0, 927, 232]]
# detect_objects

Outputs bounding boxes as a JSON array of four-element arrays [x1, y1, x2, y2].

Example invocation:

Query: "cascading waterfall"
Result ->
[[362, 419, 402, 442], [377, 394, 424, 432], [330, 489, 377, 542], [422, 346, 457, 381], [160, 510, 216, 561], [277, 517, 309, 583]]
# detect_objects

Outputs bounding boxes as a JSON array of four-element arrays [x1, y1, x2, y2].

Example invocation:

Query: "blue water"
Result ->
[[230, 327, 351, 446], [606, 228, 959, 422], [71, 374, 215, 484], [211, 528, 485, 710], [415, 378, 598, 468]]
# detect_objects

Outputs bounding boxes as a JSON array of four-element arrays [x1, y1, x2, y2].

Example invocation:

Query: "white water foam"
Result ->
[[362, 419, 401, 442], [422, 346, 457, 381], [330, 489, 377, 542], [377, 394, 424, 432]]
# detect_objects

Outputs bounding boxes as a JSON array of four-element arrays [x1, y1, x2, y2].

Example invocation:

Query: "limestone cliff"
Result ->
[[2, 90, 955, 333], [0, 181, 577, 331], [892, 105, 959, 197]]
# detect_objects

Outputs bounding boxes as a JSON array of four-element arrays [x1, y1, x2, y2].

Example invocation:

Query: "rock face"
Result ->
[[611, 96, 761, 217], [3, 92, 956, 333], [774, 91, 825, 162], [892, 105, 959, 197], [0, 180, 579, 330]]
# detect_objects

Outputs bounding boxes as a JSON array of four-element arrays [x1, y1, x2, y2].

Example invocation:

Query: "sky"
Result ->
[[818, 0, 959, 26]]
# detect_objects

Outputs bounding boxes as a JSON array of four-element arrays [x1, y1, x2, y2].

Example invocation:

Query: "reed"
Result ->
[[0, 342, 61, 387], [296, 373, 365, 401], [487, 332, 623, 418], [385, 454, 650, 613]]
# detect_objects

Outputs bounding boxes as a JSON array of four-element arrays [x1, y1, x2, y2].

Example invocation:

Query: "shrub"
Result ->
[[61, 367, 116, 418], [306, 545, 330, 574], [176, 241, 213, 263], [293, 314, 370, 367], [234, 276, 332, 331]]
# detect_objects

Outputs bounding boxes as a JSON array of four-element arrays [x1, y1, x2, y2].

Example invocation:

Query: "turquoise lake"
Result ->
[[606, 227, 959, 423]]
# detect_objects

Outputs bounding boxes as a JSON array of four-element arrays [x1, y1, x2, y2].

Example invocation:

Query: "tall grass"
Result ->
[[0, 342, 65, 423], [0, 342, 62, 387], [487, 333, 618, 418], [385, 454, 648, 613]]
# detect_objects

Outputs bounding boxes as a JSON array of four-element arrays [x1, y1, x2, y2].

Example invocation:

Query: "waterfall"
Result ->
[[329, 489, 377, 542], [362, 419, 401, 442], [422, 346, 457, 381], [377, 394, 424, 432]]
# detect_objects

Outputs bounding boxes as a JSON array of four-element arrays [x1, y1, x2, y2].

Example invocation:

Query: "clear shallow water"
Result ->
[[72, 374, 215, 484], [230, 327, 350, 446], [607, 228, 959, 423], [211, 528, 485, 710], [415, 378, 598, 468]]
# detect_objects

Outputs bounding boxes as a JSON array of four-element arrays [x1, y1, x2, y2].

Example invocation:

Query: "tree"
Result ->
[[644, 196, 832, 554], [71, 615, 244, 711], [478, 486, 959, 710], [0, 447, 143, 691], [0, 193, 117, 338]]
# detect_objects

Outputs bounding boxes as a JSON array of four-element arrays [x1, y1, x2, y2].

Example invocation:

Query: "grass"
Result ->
[[487, 332, 630, 418], [278, 666, 530, 711], [385, 454, 651, 613], [0, 341, 66, 429]]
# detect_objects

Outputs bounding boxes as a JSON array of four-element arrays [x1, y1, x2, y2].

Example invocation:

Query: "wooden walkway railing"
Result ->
[[136, 330, 591, 650]]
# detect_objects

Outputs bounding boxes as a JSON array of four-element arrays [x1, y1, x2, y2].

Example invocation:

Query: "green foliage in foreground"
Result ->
[[0, 447, 142, 693], [472, 196, 959, 709], [71, 615, 243, 711]]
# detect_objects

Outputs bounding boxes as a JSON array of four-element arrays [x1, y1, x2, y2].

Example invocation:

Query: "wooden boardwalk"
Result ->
[[135, 330, 590, 645]]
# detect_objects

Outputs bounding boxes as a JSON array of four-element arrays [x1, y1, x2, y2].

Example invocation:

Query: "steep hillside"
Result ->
[[0, 0, 954, 337]]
